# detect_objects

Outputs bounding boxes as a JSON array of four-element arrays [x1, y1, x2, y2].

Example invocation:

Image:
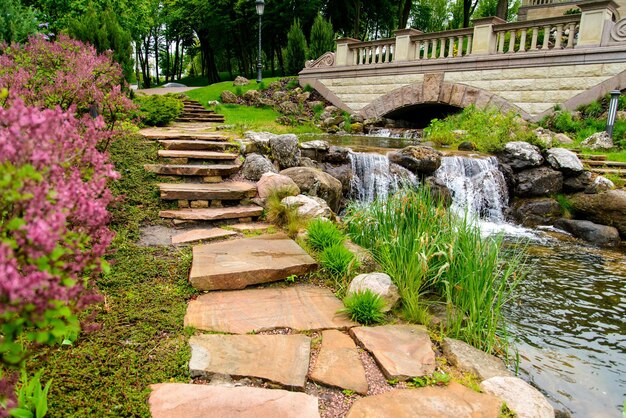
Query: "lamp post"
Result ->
[[606, 90, 621, 138], [256, 0, 265, 84]]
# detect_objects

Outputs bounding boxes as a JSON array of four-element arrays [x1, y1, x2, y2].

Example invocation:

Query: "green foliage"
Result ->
[[409, 371, 451, 388], [424, 106, 535, 153], [308, 14, 334, 60], [134, 94, 183, 127], [577, 100, 604, 119], [340, 290, 386, 325], [303, 84, 314, 93], [555, 194, 574, 218], [264, 189, 306, 238], [10, 370, 51, 418], [319, 244, 359, 284], [286, 19, 307, 76], [0, 0, 38, 45], [306, 219, 345, 252]]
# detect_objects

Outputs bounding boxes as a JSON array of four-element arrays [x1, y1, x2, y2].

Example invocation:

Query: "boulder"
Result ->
[[299, 157, 318, 168], [499, 141, 544, 171], [350, 122, 364, 134], [272, 91, 288, 102], [307, 100, 324, 110], [221, 90, 238, 104], [580, 131, 613, 150], [278, 101, 299, 115], [441, 337, 512, 381], [570, 190, 626, 237], [257, 172, 300, 200], [458, 141, 477, 151], [258, 97, 275, 107], [563, 171, 593, 193], [348, 273, 400, 312], [320, 163, 353, 195], [387, 145, 442, 175], [270, 134, 301, 169], [280, 167, 342, 212], [243, 89, 260, 101], [514, 166, 563, 197], [300, 140, 330, 160], [425, 176, 452, 206], [242, 153, 277, 181], [545, 148, 584, 176], [296, 92, 310, 102], [282, 195, 332, 219], [554, 133, 574, 145], [244, 131, 275, 155], [554, 218, 620, 247], [323, 146, 351, 164], [585, 175, 615, 194], [510, 198, 562, 227], [232, 76, 250, 86], [480, 376, 555, 418], [343, 240, 380, 272], [323, 116, 344, 127], [533, 127, 554, 148]]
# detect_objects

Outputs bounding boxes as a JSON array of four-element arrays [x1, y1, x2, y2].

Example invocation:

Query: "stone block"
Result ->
[[460, 87, 480, 108], [474, 91, 493, 109], [449, 84, 467, 107], [423, 73, 444, 102], [190, 200, 209, 209], [203, 176, 222, 183], [210, 200, 223, 208], [178, 200, 190, 208], [439, 83, 453, 104]]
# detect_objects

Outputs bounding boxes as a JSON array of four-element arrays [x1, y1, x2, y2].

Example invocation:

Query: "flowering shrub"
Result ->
[[0, 35, 135, 131], [0, 100, 118, 414]]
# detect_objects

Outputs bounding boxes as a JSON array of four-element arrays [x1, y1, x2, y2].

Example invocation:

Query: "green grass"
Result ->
[[185, 78, 284, 103], [306, 219, 345, 252], [340, 290, 386, 325], [319, 244, 359, 294]]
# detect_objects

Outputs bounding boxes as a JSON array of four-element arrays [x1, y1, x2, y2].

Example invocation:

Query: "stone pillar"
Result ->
[[335, 38, 360, 66], [577, 0, 619, 47], [393, 28, 423, 62], [470, 17, 506, 55]]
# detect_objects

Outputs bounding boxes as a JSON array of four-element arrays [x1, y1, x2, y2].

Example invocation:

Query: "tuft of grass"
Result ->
[[555, 194, 574, 218], [340, 290, 386, 325], [408, 371, 451, 388], [307, 219, 345, 252], [265, 188, 308, 238], [319, 244, 359, 293]]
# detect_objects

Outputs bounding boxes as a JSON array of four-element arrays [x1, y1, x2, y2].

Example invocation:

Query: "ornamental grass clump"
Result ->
[[341, 290, 386, 325], [319, 244, 360, 294], [306, 218, 345, 252]]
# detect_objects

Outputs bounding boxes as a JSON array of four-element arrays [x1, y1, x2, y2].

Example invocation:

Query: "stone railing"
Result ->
[[349, 38, 395, 65], [494, 15, 581, 53], [410, 28, 475, 59], [521, 0, 575, 6]]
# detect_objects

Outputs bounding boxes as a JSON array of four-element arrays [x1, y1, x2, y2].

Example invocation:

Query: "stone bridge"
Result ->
[[299, 0, 626, 125]]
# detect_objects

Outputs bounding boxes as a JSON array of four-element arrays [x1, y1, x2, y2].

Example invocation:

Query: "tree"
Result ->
[[286, 19, 307, 75], [0, 0, 38, 45], [309, 14, 334, 60]]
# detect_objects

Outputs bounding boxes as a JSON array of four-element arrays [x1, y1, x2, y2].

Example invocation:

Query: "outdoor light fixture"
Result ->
[[606, 90, 621, 138], [256, 0, 265, 84]]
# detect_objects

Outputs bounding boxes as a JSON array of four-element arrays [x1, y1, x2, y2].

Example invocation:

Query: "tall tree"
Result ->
[[309, 14, 335, 59]]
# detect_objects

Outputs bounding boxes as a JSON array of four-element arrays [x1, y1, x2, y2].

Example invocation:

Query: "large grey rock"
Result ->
[[300, 140, 330, 160], [580, 131, 613, 150], [282, 194, 332, 219], [480, 376, 554, 418], [149, 384, 320, 418], [221, 90, 238, 104], [387, 146, 442, 175], [554, 218, 620, 247], [563, 171, 593, 193], [348, 273, 400, 312], [257, 172, 300, 200], [243, 89, 260, 101], [323, 146, 351, 164], [281, 167, 342, 212], [242, 153, 277, 181], [533, 127, 554, 148], [554, 133, 574, 145], [320, 163, 353, 195], [441, 337, 512, 381], [585, 175, 615, 194], [278, 101, 299, 115], [270, 134, 301, 169], [514, 166, 563, 197], [570, 190, 626, 237], [499, 141, 544, 171], [243, 131, 276, 155], [546, 148, 584, 176], [233, 76, 250, 86], [510, 198, 562, 227]]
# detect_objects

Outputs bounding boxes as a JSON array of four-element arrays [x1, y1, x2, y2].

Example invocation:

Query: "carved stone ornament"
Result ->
[[610, 18, 626, 42], [305, 52, 335, 68]]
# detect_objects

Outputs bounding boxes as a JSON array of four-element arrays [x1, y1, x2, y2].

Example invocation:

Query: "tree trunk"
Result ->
[[496, 0, 508, 20], [173, 38, 180, 81], [398, 0, 412, 30], [153, 28, 160, 85], [199, 36, 220, 83], [353, 0, 361, 38]]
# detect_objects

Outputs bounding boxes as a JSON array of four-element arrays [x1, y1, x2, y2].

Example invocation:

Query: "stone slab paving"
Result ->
[[158, 150, 238, 160], [158, 181, 256, 201], [171, 228, 237, 245], [441, 337, 512, 381], [350, 325, 436, 380], [159, 206, 263, 221], [229, 222, 274, 233], [189, 233, 317, 291], [480, 376, 555, 418], [149, 383, 320, 418], [309, 330, 368, 395], [145, 163, 241, 177], [189, 334, 311, 390], [344, 382, 502, 418], [184, 285, 356, 333]]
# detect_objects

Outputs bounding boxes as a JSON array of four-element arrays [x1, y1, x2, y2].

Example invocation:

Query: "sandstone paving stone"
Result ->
[[159, 206, 263, 221], [441, 337, 512, 381], [309, 330, 368, 395], [171, 228, 237, 245], [350, 325, 436, 380], [184, 285, 356, 333], [229, 222, 273, 233], [158, 182, 257, 201], [189, 233, 317, 290], [189, 334, 310, 390], [480, 376, 554, 418], [344, 382, 502, 418], [149, 383, 320, 418]]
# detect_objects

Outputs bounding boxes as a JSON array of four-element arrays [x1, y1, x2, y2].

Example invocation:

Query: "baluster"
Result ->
[[530, 27, 539, 50], [457, 36, 464, 57], [555, 24, 563, 48], [519, 29, 527, 52], [423, 40, 429, 59], [368, 46, 373, 64], [385, 44, 391, 62], [415, 41, 422, 60], [431, 39, 437, 59], [448, 37, 454, 57], [467, 35, 472, 54], [567, 23, 576, 48], [498, 31, 506, 53], [542, 25, 551, 49], [438, 38, 444, 58], [508, 30, 516, 53]]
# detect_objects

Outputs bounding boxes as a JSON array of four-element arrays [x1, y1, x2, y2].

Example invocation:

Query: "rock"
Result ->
[[363, 117, 385, 128], [585, 175, 615, 194], [149, 384, 320, 418], [344, 382, 502, 418], [510, 198, 562, 227], [257, 172, 300, 200], [309, 330, 368, 395], [348, 273, 400, 312], [299, 157, 318, 168], [270, 134, 301, 169], [580, 131, 613, 150], [350, 325, 436, 380], [554, 133, 574, 145], [452, 129, 468, 139], [499, 141, 544, 171], [324, 105, 338, 114], [300, 140, 330, 160], [233, 76, 250, 86], [207, 100, 220, 106], [243, 89, 260, 101], [323, 116, 344, 127], [457, 141, 477, 151], [282, 194, 332, 219], [171, 228, 237, 245], [272, 91, 288, 101], [514, 166, 563, 197], [387, 146, 442, 175], [243, 131, 276, 155], [480, 376, 554, 418], [307, 100, 324, 110], [258, 97, 275, 107], [184, 285, 355, 333], [343, 240, 380, 272], [546, 148, 584, 176], [221, 90, 238, 104], [533, 127, 554, 148], [554, 218, 620, 247], [350, 113, 364, 124], [323, 146, 351, 164], [278, 101, 299, 115], [425, 176, 453, 206], [318, 163, 351, 194], [350, 123, 364, 134], [563, 171, 593, 193], [280, 167, 342, 212], [296, 92, 310, 102], [189, 334, 310, 390], [441, 338, 512, 381], [570, 190, 626, 236], [242, 153, 277, 181]]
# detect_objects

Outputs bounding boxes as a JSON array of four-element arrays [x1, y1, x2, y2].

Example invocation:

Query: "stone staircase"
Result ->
[[177, 99, 225, 123], [575, 151, 626, 181]]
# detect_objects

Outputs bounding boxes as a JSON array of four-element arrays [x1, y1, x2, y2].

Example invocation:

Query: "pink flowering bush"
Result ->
[[0, 35, 135, 131], [0, 100, 118, 413]]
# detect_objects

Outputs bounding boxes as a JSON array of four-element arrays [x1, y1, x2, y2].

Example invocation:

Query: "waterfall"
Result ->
[[349, 152, 417, 203], [434, 156, 508, 223]]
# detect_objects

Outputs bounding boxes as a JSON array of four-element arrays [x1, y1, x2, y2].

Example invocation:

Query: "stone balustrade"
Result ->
[[522, 0, 574, 6], [494, 15, 581, 53], [410, 28, 475, 60], [349, 39, 396, 66]]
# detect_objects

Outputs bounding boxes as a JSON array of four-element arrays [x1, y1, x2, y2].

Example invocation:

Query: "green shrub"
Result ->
[[550, 111, 581, 133], [578, 100, 604, 119], [285, 78, 299, 90], [307, 219, 345, 251], [341, 290, 386, 325], [286, 19, 307, 75], [320, 243, 359, 279], [134, 94, 183, 126]]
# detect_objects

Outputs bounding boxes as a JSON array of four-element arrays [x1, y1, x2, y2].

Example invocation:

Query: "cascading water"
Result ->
[[349, 152, 417, 203]]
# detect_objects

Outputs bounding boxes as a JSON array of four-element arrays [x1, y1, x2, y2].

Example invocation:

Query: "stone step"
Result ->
[[182, 107, 213, 112], [189, 334, 311, 390], [171, 228, 238, 245], [159, 206, 263, 221], [590, 168, 626, 177], [184, 285, 355, 333], [158, 182, 256, 201], [141, 132, 229, 141], [158, 140, 237, 151], [582, 159, 626, 168], [189, 233, 316, 291], [158, 150, 238, 160], [229, 222, 274, 233], [177, 116, 225, 123], [145, 163, 241, 177], [576, 154, 607, 161]]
